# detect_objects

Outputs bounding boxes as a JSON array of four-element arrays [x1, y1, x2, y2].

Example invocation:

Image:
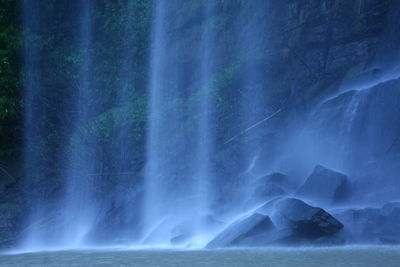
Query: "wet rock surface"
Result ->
[[208, 198, 344, 247], [206, 213, 275, 248], [296, 165, 348, 206], [255, 173, 287, 189], [334, 202, 400, 244], [273, 198, 343, 239], [254, 183, 287, 200]]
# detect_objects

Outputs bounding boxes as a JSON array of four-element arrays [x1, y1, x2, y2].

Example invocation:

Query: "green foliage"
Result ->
[[73, 96, 147, 144], [0, 0, 21, 160]]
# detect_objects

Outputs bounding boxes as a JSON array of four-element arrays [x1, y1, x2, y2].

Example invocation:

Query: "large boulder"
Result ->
[[206, 213, 275, 248], [244, 173, 288, 209], [296, 165, 348, 206], [255, 173, 286, 188], [254, 183, 286, 200], [274, 198, 344, 239]]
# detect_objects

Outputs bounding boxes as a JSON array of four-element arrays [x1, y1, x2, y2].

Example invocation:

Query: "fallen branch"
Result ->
[[223, 108, 283, 145]]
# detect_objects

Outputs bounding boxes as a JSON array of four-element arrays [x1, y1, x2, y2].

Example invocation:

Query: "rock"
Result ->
[[235, 228, 292, 247], [334, 207, 383, 243], [379, 237, 400, 245], [256, 197, 284, 215], [244, 173, 288, 209], [296, 165, 348, 206], [170, 234, 190, 245], [254, 183, 286, 199], [206, 213, 275, 248], [381, 202, 400, 216], [274, 198, 343, 239], [255, 173, 287, 188], [333, 204, 400, 243]]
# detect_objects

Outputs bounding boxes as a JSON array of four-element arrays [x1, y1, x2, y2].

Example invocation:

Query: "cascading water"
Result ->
[[22, 0, 98, 249], [142, 0, 170, 244], [21, 0, 46, 249], [191, 2, 216, 244], [143, 1, 216, 246], [60, 0, 96, 246], [234, 1, 272, 209], [16, 0, 400, 252]]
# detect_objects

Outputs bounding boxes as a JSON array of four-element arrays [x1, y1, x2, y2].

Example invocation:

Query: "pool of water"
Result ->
[[1, 247, 399, 267]]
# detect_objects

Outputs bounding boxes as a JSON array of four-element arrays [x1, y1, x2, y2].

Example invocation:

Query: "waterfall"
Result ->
[[191, 2, 216, 243], [16, 0, 400, 252], [61, 0, 96, 246], [143, 1, 216, 246], [143, 0, 169, 244], [235, 1, 270, 208], [21, 0, 46, 249], [21, 0, 99, 249]]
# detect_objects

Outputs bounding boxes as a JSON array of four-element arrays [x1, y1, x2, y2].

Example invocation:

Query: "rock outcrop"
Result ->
[[206, 213, 275, 248], [334, 202, 400, 244], [208, 198, 344, 247], [296, 165, 348, 206], [274, 198, 344, 239]]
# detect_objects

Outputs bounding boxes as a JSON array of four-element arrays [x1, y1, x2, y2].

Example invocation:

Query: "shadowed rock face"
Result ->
[[207, 198, 344, 248], [255, 173, 294, 192], [254, 183, 287, 199], [274, 198, 343, 239], [296, 165, 348, 206]]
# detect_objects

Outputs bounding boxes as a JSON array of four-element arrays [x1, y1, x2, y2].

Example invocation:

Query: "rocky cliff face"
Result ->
[[159, 0, 400, 164], [2, 0, 400, 247], [180, 0, 400, 212]]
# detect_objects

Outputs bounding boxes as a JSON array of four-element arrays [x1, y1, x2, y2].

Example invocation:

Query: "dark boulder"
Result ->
[[296, 165, 348, 206], [274, 198, 343, 239], [206, 213, 275, 248]]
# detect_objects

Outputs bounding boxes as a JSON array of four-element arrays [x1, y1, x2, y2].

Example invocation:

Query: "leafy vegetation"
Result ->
[[0, 0, 21, 161]]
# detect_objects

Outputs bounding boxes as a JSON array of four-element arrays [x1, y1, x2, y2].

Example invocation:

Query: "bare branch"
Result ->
[[223, 108, 282, 145]]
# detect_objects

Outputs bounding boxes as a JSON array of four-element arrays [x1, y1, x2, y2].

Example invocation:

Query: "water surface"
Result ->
[[1, 247, 399, 267]]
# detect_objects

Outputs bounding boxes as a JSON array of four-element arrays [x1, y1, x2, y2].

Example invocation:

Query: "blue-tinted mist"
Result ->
[[60, 1, 96, 246], [17, 0, 400, 251], [21, 0, 46, 249], [143, 1, 217, 247], [234, 1, 272, 210]]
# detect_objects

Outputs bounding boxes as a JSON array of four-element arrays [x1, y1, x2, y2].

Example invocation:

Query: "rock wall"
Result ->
[[1, 0, 400, 247]]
